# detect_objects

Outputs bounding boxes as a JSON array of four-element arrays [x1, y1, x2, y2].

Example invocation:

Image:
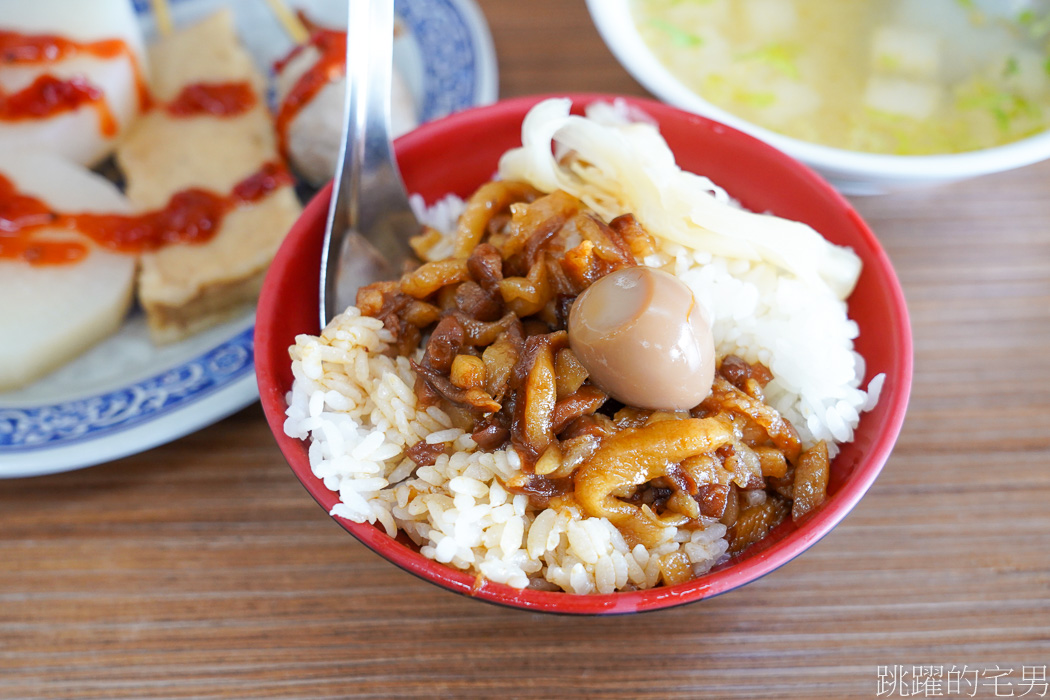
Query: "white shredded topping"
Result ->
[[497, 97, 862, 300]]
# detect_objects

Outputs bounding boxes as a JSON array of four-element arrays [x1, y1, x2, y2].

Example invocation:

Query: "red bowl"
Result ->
[[255, 93, 912, 615]]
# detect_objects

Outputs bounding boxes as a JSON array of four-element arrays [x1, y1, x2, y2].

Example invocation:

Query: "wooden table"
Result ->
[[3, 1, 1049, 697]]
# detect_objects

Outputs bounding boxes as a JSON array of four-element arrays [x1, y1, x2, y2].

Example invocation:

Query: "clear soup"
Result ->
[[633, 0, 1050, 155]]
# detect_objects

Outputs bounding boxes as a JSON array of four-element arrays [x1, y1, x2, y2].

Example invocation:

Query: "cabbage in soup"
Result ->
[[633, 0, 1050, 154]]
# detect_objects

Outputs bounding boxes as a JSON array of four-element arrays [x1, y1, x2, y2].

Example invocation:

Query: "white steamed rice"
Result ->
[[283, 193, 882, 595]]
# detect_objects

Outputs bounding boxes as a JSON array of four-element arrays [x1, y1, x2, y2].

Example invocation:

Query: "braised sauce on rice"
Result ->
[[354, 179, 830, 570]]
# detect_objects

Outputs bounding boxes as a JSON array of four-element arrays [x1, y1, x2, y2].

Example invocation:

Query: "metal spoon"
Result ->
[[319, 0, 419, 329]]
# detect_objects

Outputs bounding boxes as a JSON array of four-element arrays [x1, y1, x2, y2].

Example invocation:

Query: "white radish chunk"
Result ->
[[863, 76, 942, 121], [274, 29, 419, 186], [0, 152, 136, 391], [744, 0, 798, 42], [0, 0, 146, 166], [871, 25, 941, 81]]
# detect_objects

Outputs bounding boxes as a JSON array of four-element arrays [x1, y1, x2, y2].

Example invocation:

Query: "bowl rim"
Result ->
[[255, 92, 913, 615], [584, 0, 1050, 179]]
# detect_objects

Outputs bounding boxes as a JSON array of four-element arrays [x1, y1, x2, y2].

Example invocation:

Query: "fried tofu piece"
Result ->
[[145, 9, 263, 103], [116, 10, 301, 343]]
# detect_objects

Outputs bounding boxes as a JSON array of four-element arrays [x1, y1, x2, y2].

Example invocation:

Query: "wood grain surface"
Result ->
[[2, 1, 1049, 698]]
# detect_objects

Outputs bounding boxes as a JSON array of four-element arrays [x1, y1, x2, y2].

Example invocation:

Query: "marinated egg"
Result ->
[[568, 266, 716, 411]]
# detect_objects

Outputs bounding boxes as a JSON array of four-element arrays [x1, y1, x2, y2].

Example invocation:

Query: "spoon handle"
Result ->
[[320, 0, 415, 329]]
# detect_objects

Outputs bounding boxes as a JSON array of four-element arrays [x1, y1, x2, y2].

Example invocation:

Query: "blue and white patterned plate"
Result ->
[[0, 0, 497, 479]]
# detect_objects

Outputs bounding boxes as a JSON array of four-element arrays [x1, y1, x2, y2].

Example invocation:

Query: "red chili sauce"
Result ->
[[2, 27, 261, 122], [0, 162, 293, 266], [0, 74, 118, 136], [0, 30, 150, 131], [164, 81, 257, 117]]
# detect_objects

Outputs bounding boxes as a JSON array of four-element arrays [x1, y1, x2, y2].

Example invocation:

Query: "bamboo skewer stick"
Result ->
[[153, 0, 314, 44], [149, 0, 173, 37], [264, 0, 311, 44]]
